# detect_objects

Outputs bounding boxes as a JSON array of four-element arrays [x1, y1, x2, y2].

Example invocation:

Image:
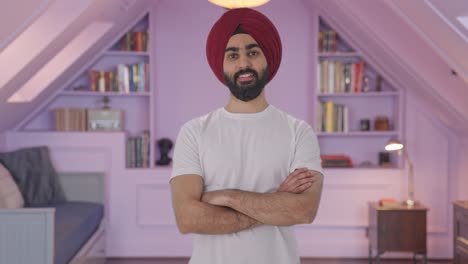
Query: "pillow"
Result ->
[[0, 146, 67, 206], [0, 162, 25, 209]]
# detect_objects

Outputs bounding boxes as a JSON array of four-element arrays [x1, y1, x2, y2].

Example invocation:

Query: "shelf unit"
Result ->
[[19, 12, 157, 169], [315, 17, 402, 168]]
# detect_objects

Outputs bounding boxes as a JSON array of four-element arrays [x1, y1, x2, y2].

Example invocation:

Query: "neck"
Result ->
[[225, 90, 269, 113]]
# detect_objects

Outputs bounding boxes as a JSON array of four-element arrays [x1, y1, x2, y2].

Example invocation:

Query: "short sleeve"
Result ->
[[170, 122, 203, 181], [289, 121, 323, 174]]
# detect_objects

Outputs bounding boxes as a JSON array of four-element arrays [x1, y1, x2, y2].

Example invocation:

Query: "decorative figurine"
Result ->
[[376, 75, 383, 92], [359, 119, 370, 131], [156, 138, 173, 166], [362, 76, 370, 92]]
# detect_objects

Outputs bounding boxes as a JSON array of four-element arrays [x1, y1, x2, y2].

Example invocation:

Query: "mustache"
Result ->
[[234, 69, 258, 81]]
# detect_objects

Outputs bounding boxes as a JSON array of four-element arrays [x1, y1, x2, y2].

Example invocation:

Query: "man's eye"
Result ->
[[248, 51, 258, 56], [227, 53, 238, 59]]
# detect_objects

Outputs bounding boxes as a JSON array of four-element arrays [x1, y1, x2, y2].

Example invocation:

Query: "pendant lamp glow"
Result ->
[[208, 0, 270, 9]]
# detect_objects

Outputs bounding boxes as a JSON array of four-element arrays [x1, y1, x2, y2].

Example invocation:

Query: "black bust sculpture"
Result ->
[[156, 138, 173, 166]]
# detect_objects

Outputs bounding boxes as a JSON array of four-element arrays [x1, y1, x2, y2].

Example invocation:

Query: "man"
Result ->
[[170, 7, 323, 264]]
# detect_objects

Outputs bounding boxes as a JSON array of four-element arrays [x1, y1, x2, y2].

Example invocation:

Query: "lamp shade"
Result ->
[[208, 0, 270, 9], [385, 138, 404, 152]]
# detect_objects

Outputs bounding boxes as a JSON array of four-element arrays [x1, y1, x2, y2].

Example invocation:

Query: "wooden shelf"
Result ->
[[318, 52, 360, 57], [317, 92, 399, 97], [103, 51, 149, 56], [60, 91, 150, 97], [124, 166, 172, 172], [323, 166, 399, 170], [317, 131, 399, 137]]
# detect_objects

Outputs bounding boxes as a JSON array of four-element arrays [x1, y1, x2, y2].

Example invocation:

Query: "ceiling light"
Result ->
[[208, 0, 270, 9]]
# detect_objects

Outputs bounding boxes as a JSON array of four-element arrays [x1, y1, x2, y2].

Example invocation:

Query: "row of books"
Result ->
[[126, 130, 150, 168], [317, 60, 365, 94], [53, 108, 87, 131], [316, 101, 349, 133], [118, 31, 149, 52], [318, 30, 337, 52], [89, 62, 149, 93]]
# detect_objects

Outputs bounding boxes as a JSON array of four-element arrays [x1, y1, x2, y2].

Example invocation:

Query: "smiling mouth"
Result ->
[[237, 72, 255, 82], [235, 70, 258, 85]]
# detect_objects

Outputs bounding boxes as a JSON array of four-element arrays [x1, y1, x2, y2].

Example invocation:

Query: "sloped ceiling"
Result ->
[[0, 0, 467, 135], [0, 0, 152, 132], [310, 0, 468, 135], [0, 0, 52, 51], [386, 0, 468, 86]]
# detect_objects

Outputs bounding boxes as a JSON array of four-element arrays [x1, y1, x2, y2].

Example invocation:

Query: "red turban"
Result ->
[[206, 8, 282, 85]]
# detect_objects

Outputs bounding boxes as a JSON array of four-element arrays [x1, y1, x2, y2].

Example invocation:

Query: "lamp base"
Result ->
[[405, 199, 416, 208]]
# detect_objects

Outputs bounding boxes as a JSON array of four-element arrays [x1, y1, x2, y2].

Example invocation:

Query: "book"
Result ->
[[378, 198, 401, 208]]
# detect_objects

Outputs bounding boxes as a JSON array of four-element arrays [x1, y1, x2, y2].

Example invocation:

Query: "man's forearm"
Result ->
[[225, 191, 312, 226], [204, 174, 323, 226], [177, 199, 261, 234]]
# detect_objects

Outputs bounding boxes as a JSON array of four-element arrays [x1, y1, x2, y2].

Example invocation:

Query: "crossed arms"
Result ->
[[170, 168, 323, 234]]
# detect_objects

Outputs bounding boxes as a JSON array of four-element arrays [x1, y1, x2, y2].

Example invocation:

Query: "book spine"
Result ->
[[136, 136, 142, 168], [343, 106, 349, 133], [144, 63, 149, 92], [128, 65, 134, 92], [325, 101, 334, 132], [318, 31, 323, 52], [139, 62, 145, 92], [126, 137, 132, 168], [133, 64, 138, 92]]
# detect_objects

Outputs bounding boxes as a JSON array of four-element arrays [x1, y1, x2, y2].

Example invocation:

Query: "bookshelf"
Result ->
[[315, 17, 402, 169], [20, 12, 154, 169]]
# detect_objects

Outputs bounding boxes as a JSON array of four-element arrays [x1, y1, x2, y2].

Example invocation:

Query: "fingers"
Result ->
[[282, 168, 308, 185], [279, 169, 317, 193], [286, 176, 315, 193], [282, 168, 316, 187], [293, 181, 313, 194]]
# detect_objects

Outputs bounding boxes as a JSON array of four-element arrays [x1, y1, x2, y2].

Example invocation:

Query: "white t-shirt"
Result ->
[[170, 104, 322, 264]]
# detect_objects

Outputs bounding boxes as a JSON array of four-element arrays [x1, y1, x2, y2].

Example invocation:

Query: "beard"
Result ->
[[223, 67, 268, 102]]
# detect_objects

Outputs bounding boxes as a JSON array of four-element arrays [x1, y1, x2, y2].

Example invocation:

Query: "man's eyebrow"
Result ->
[[246, 43, 260, 50], [224, 43, 260, 53], [225, 47, 239, 53]]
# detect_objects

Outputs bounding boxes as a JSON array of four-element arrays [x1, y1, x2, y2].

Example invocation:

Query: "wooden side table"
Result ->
[[367, 202, 428, 264]]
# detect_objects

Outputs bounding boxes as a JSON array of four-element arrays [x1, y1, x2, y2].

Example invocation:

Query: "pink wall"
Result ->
[[2, 0, 466, 258], [452, 137, 468, 201], [152, 0, 315, 140], [315, 0, 468, 256]]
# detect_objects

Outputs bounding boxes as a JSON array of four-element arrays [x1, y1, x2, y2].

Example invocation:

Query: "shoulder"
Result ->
[[179, 108, 222, 135], [270, 105, 315, 134]]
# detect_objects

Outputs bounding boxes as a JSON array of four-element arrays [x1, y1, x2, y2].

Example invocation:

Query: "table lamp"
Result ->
[[385, 139, 415, 207]]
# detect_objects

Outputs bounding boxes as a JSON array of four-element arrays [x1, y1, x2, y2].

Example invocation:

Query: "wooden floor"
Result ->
[[106, 258, 453, 264]]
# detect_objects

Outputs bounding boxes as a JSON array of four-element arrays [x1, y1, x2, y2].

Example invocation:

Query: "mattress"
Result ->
[[51, 201, 104, 264]]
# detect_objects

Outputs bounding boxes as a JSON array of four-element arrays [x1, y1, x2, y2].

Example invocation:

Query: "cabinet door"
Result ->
[[107, 169, 193, 257], [455, 207, 468, 264], [379, 210, 426, 252]]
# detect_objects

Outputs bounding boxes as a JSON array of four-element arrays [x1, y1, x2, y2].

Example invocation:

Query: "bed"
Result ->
[[0, 146, 106, 264]]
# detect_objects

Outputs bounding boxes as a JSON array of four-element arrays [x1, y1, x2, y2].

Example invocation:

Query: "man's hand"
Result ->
[[279, 168, 318, 194]]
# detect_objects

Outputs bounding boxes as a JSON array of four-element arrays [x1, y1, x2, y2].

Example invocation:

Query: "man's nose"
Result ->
[[237, 55, 252, 70]]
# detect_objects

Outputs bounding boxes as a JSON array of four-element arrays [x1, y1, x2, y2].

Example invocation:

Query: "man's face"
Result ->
[[223, 33, 268, 102]]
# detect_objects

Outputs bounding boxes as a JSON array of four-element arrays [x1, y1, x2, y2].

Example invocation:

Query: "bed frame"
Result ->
[[0, 172, 106, 264]]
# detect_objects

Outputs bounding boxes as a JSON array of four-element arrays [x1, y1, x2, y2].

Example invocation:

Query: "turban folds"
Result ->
[[206, 8, 282, 85]]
